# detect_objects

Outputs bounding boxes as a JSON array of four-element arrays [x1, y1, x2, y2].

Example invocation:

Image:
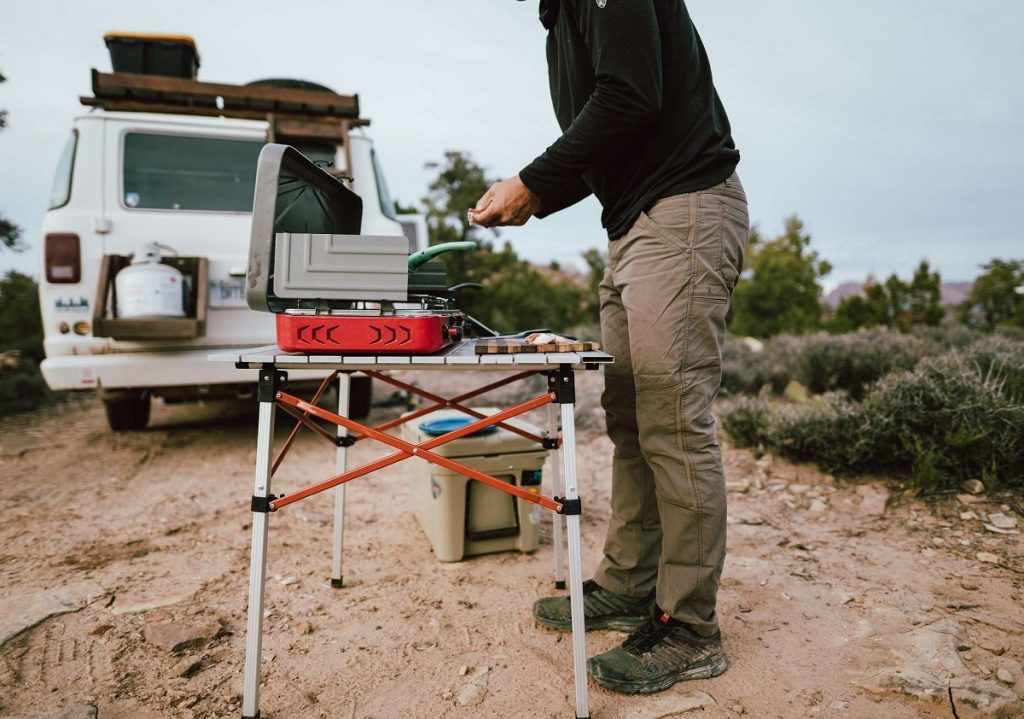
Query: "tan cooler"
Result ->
[[402, 408, 548, 562]]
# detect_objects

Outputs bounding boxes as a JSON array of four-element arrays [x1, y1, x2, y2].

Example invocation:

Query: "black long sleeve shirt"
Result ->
[[519, 0, 740, 240]]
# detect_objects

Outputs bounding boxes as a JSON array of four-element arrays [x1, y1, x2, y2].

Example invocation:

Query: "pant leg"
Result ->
[[614, 174, 749, 637], [593, 251, 662, 599]]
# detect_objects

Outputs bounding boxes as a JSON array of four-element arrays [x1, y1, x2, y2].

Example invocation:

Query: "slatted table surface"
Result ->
[[209, 341, 613, 370]]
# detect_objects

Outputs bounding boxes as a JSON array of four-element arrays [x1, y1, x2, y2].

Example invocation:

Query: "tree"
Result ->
[[728, 216, 831, 338], [958, 258, 1024, 330], [0, 70, 24, 252], [904, 259, 944, 327], [0, 271, 43, 359], [826, 260, 944, 333], [420, 151, 594, 333]]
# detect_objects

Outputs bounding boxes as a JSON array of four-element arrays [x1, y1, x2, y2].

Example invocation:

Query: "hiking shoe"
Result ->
[[587, 612, 728, 694], [533, 579, 655, 632]]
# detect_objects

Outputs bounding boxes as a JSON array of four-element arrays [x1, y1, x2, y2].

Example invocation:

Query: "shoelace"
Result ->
[[623, 616, 676, 655]]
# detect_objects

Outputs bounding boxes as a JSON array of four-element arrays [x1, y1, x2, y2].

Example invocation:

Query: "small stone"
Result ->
[[957, 493, 982, 505], [957, 643, 973, 652], [977, 552, 1001, 564], [143, 619, 221, 653], [172, 655, 204, 678], [830, 701, 849, 710], [726, 479, 750, 493], [457, 666, 490, 706], [808, 499, 828, 514], [988, 513, 1019, 530], [293, 622, 312, 636], [790, 484, 811, 494], [960, 511, 978, 521], [961, 479, 986, 495], [932, 537, 945, 546], [980, 640, 1007, 656], [996, 668, 1015, 685], [961, 581, 980, 591], [857, 485, 889, 517], [731, 704, 746, 715], [278, 575, 298, 587], [458, 665, 469, 676]]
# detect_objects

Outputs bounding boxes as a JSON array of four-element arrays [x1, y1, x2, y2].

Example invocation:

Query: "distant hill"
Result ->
[[824, 281, 973, 309]]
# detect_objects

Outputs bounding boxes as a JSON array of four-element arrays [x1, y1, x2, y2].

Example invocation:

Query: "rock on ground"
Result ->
[[622, 690, 715, 718], [143, 619, 221, 653]]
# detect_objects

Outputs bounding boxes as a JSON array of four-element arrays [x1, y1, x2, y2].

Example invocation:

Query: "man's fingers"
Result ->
[[473, 188, 497, 212], [472, 203, 503, 228]]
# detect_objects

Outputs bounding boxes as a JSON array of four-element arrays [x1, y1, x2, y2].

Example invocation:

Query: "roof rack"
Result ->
[[81, 70, 370, 143]]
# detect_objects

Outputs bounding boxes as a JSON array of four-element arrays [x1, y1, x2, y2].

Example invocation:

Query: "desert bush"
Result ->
[[719, 347, 1024, 491]]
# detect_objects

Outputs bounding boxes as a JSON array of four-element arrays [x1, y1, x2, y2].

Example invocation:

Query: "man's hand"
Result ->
[[469, 176, 542, 228]]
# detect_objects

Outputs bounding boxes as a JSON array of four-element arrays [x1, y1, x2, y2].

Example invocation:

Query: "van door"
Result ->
[[102, 121, 277, 350]]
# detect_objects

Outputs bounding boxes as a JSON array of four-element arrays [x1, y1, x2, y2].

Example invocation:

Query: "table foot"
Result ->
[[331, 577, 344, 589]]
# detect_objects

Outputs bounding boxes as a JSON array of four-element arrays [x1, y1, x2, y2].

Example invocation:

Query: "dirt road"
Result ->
[[1, 372, 1022, 719]]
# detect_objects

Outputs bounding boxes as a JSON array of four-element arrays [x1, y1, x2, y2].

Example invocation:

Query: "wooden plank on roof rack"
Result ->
[[90, 70, 360, 118]]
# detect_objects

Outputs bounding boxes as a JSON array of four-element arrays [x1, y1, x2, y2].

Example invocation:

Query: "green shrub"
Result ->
[[0, 365, 52, 414], [719, 343, 1024, 491], [719, 397, 772, 447]]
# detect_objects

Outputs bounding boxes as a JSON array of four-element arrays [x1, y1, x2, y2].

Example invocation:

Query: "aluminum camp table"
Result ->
[[210, 340, 613, 719]]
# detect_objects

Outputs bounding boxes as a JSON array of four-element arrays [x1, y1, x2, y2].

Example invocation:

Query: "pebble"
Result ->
[[996, 668, 1016, 685], [730, 703, 746, 715], [172, 656, 204, 678], [977, 552, 1001, 564], [980, 640, 1007, 656], [960, 581, 980, 591], [808, 499, 828, 514], [961, 479, 986, 495], [293, 622, 312, 636], [988, 513, 1019, 530], [143, 619, 221, 653]]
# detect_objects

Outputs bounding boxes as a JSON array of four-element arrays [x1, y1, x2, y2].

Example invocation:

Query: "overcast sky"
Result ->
[[1, 0, 1022, 287]]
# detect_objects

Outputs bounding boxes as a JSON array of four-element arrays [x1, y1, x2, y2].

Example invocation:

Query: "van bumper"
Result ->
[[41, 349, 329, 391]]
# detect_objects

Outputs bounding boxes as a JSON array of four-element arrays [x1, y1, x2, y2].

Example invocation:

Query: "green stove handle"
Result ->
[[408, 241, 478, 272]]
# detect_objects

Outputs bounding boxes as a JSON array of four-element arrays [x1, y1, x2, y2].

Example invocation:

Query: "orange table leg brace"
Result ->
[[270, 390, 563, 514]]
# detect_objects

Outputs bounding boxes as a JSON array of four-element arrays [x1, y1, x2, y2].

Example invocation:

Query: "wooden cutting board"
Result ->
[[475, 337, 601, 354]]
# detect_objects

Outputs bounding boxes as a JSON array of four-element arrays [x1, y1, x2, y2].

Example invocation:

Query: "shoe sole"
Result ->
[[587, 655, 729, 694], [534, 615, 648, 633]]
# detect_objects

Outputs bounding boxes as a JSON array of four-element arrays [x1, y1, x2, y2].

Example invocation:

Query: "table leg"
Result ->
[[242, 370, 278, 719], [546, 402, 566, 590], [331, 373, 351, 588], [559, 383, 591, 719]]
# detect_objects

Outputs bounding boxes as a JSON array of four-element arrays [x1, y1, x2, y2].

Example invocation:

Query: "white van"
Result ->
[[39, 39, 420, 430]]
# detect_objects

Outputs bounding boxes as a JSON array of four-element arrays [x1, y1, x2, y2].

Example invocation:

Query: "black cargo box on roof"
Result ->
[[105, 32, 200, 79]]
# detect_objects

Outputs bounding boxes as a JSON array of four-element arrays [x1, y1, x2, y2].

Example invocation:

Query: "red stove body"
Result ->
[[276, 314, 460, 354]]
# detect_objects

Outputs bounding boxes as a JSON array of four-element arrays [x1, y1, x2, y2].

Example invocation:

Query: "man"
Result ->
[[469, 0, 748, 695]]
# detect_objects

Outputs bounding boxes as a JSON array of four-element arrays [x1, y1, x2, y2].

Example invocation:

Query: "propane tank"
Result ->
[[115, 243, 186, 319]]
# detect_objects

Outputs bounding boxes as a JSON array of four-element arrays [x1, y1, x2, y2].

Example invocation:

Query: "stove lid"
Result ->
[[246, 143, 365, 312]]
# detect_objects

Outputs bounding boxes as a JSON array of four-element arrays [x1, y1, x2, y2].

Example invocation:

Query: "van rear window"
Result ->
[[48, 131, 77, 210], [122, 133, 264, 212]]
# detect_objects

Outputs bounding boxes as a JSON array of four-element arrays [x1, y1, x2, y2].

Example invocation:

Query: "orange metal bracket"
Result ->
[[269, 389, 564, 513]]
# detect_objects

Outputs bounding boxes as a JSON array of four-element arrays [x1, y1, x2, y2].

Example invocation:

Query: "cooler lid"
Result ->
[[402, 408, 547, 458], [419, 417, 498, 438]]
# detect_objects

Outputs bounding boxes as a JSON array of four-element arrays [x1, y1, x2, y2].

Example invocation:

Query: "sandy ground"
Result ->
[[1, 370, 1022, 719]]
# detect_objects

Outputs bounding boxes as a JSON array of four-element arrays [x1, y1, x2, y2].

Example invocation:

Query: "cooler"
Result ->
[[402, 409, 548, 562]]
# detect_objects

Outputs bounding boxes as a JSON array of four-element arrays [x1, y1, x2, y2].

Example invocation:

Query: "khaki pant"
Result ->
[[594, 173, 749, 637]]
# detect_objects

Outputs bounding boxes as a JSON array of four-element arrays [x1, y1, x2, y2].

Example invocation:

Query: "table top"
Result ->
[[209, 341, 613, 371]]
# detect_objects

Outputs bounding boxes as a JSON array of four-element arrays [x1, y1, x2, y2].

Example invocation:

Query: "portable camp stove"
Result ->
[[245, 144, 474, 354], [274, 301, 464, 354]]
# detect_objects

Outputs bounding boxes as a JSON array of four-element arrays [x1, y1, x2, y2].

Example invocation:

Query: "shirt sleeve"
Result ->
[[519, 171, 591, 218], [520, 0, 663, 214]]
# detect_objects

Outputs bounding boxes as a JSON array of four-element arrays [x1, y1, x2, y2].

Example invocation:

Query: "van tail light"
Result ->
[[45, 233, 81, 283]]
